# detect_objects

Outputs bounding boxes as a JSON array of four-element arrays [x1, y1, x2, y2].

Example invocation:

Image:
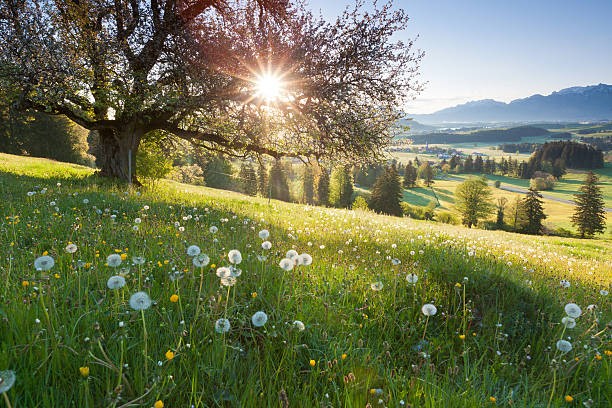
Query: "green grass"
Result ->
[[0, 153, 611, 407]]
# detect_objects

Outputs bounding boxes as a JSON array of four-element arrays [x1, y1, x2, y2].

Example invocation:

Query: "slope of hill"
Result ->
[[412, 84, 612, 124], [0, 153, 610, 407]]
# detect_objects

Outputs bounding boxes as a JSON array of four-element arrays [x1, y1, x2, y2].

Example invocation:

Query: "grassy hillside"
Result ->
[[0, 153, 610, 407]]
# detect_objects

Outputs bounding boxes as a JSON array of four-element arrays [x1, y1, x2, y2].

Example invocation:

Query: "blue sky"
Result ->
[[307, 0, 612, 113]]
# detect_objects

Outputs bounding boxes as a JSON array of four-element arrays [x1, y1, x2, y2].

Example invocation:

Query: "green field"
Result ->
[[0, 153, 611, 407]]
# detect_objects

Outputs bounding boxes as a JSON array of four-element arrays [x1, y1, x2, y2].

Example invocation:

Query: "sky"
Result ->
[[306, 0, 612, 113]]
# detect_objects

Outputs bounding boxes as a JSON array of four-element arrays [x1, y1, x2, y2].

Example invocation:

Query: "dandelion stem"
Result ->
[[422, 316, 430, 341], [547, 368, 556, 408], [141, 309, 148, 383], [2, 392, 13, 408]]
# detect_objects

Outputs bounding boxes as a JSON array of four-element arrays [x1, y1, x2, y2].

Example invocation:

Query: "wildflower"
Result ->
[[279, 258, 294, 271], [262, 241, 272, 250], [165, 350, 175, 360], [565, 395, 573, 403], [154, 401, 164, 408], [129, 291, 152, 311], [228, 249, 242, 264], [0, 370, 16, 393], [489, 396, 496, 403], [187, 245, 201, 257], [209, 226, 218, 233], [34, 255, 55, 271], [107, 254, 122, 268], [561, 317, 576, 329], [79, 366, 89, 378], [370, 281, 384, 291], [293, 320, 305, 331], [132, 256, 146, 265], [600, 289, 608, 296], [309, 359, 316, 367], [65, 243, 78, 254], [107, 275, 126, 290], [391, 258, 401, 266], [251, 292, 257, 298], [286, 250, 299, 261], [594, 354, 602, 361], [300, 253, 313, 266], [421, 303, 437, 316], [192, 254, 210, 268], [560, 279, 570, 288], [170, 294, 179, 303], [406, 273, 418, 284], [459, 334, 466, 340], [216, 267, 231, 278], [259, 229, 270, 240], [220, 276, 237, 287], [556, 340, 572, 353], [564, 303, 582, 318], [252, 311, 268, 327], [341, 353, 347, 360], [605, 350, 612, 357], [586, 304, 596, 311], [22, 280, 29, 287], [215, 318, 231, 334]]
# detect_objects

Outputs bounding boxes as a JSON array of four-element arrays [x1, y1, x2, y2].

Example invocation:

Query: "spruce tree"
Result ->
[[268, 160, 290, 202], [316, 169, 330, 206], [522, 188, 547, 234], [571, 172, 606, 238], [238, 162, 258, 196], [369, 165, 403, 216], [302, 165, 315, 204], [402, 161, 417, 188], [496, 197, 507, 229]]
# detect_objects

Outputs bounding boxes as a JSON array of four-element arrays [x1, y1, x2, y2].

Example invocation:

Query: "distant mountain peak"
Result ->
[[411, 84, 612, 124]]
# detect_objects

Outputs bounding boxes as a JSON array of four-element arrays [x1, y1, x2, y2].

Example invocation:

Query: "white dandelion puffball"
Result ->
[[286, 250, 299, 261], [560, 279, 570, 288], [187, 245, 201, 257], [129, 291, 152, 311], [556, 340, 572, 353], [107, 254, 122, 268], [586, 304, 596, 311], [65, 243, 78, 254], [279, 258, 294, 271], [220, 277, 237, 287], [0, 369, 16, 393], [132, 256, 146, 265], [107, 275, 126, 290], [259, 229, 270, 240], [561, 317, 576, 329], [34, 255, 55, 271], [215, 318, 231, 334], [406, 273, 418, 284], [370, 281, 384, 291], [228, 249, 242, 265], [252, 311, 268, 327], [564, 303, 582, 318], [421, 304, 438, 316], [600, 289, 608, 296], [216, 267, 231, 278], [293, 320, 306, 331], [391, 258, 401, 266], [262, 241, 272, 250], [193, 254, 210, 268], [300, 253, 313, 266], [209, 226, 218, 234], [229, 266, 242, 278], [134, 217, 142, 224]]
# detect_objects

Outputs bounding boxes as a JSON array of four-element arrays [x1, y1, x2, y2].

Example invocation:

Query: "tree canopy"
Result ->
[[454, 177, 494, 228], [0, 0, 423, 182]]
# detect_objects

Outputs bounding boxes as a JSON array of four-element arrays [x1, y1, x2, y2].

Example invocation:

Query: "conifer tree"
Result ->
[[369, 165, 403, 216], [238, 162, 258, 196], [268, 160, 290, 202], [402, 161, 417, 188], [571, 172, 606, 238], [257, 161, 268, 197], [329, 165, 354, 208], [316, 169, 330, 206], [496, 197, 508, 229], [522, 188, 547, 234]]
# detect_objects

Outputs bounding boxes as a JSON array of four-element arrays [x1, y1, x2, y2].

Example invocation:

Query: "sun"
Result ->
[[255, 73, 284, 102]]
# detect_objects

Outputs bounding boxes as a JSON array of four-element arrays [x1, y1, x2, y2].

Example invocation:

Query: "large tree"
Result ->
[[522, 188, 546, 235], [0, 0, 423, 183], [369, 164, 402, 216], [454, 177, 494, 228], [571, 172, 606, 238]]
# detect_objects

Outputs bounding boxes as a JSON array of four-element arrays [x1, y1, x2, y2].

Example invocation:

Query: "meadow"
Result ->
[[0, 153, 610, 407]]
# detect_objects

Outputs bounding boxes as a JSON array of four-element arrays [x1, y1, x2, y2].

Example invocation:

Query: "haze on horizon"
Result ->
[[308, 0, 612, 114]]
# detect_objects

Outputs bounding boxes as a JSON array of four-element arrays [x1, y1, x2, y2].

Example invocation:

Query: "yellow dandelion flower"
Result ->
[[54, 273, 60, 279], [604, 350, 612, 357], [22, 280, 29, 287], [455, 282, 462, 288], [251, 292, 257, 298], [114, 249, 122, 253], [170, 294, 179, 303], [341, 353, 347, 360], [165, 350, 175, 361], [154, 400, 164, 408], [459, 334, 466, 340], [164, 260, 169, 265], [210, 264, 216, 269], [595, 354, 602, 361], [309, 359, 316, 367], [489, 396, 496, 403], [564, 395, 573, 403], [120, 253, 127, 261], [79, 366, 90, 377], [43, 251, 48, 256]]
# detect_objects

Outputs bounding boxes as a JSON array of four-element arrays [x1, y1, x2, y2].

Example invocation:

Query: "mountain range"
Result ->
[[410, 84, 612, 124]]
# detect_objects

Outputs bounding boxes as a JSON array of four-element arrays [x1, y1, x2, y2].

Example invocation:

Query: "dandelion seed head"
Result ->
[[258, 229, 270, 240], [0, 370, 16, 393], [34, 255, 55, 271], [252, 311, 268, 327], [421, 303, 437, 316], [564, 303, 582, 318], [107, 275, 126, 290], [279, 258, 294, 271], [556, 339, 572, 353], [228, 249, 242, 265], [262, 241, 272, 250], [187, 245, 201, 257], [215, 318, 231, 334], [192, 254, 210, 268], [129, 291, 151, 311], [107, 254, 122, 268]]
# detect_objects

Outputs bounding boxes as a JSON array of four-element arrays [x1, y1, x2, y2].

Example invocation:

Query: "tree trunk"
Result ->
[[97, 124, 143, 185]]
